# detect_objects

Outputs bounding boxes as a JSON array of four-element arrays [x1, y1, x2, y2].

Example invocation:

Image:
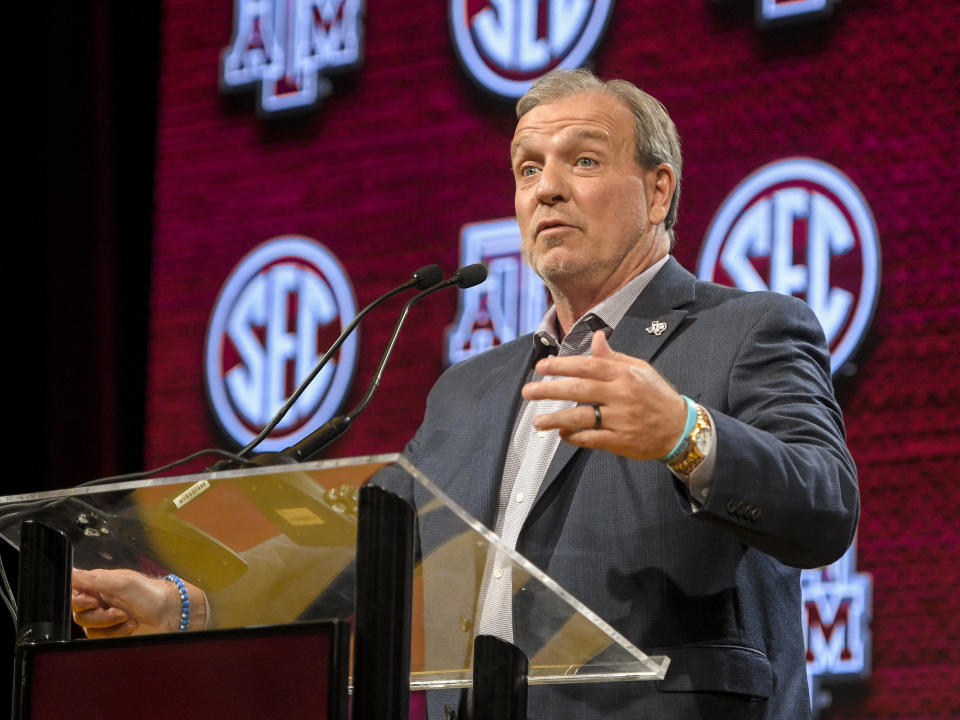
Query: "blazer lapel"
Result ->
[[532, 257, 697, 506], [458, 340, 537, 528]]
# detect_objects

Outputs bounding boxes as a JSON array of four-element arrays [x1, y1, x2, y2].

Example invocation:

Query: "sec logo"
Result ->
[[697, 158, 881, 374], [450, 0, 616, 99], [204, 236, 359, 451]]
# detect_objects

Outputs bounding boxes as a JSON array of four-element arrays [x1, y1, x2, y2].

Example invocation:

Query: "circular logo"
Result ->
[[449, 0, 616, 99], [697, 158, 881, 374], [204, 236, 359, 451]]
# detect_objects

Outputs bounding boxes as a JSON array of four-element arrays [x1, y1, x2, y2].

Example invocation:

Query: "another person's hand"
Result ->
[[522, 330, 687, 460], [72, 568, 206, 638]]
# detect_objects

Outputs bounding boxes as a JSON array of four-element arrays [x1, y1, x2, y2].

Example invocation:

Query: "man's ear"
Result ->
[[647, 163, 676, 226]]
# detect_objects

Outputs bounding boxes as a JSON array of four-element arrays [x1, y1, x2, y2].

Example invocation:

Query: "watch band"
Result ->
[[668, 405, 712, 476]]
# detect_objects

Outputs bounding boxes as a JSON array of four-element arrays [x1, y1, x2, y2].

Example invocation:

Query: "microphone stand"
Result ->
[[281, 263, 488, 463]]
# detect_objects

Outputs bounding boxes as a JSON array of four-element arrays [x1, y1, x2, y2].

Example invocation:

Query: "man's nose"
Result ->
[[534, 163, 568, 205]]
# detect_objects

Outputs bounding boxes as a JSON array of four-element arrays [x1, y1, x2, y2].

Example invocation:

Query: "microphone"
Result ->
[[447, 262, 488, 289], [409, 265, 446, 289], [282, 263, 488, 462], [225, 264, 444, 462]]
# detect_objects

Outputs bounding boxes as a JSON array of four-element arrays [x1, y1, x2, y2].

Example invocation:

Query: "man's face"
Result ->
[[511, 91, 665, 298]]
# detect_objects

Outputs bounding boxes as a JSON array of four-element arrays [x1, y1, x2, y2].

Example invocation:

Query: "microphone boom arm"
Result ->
[[236, 265, 442, 458]]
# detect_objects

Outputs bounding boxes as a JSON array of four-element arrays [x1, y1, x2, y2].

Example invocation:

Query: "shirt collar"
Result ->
[[533, 254, 671, 355]]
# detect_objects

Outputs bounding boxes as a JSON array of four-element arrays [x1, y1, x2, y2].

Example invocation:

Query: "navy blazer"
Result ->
[[376, 257, 859, 720]]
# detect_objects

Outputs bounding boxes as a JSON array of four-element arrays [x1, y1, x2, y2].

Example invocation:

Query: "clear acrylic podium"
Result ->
[[1, 453, 669, 708]]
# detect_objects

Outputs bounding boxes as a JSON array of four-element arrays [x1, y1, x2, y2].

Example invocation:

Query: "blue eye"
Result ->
[[577, 157, 596, 167], [521, 166, 540, 177]]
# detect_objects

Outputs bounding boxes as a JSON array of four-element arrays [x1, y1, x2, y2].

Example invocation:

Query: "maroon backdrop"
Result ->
[[145, 1, 960, 717]]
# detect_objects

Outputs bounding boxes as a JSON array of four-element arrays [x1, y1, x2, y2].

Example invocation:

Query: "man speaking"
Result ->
[[73, 69, 858, 719], [373, 68, 858, 718]]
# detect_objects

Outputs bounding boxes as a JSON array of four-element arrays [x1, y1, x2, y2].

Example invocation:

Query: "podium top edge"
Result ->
[[0, 452, 402, 504]]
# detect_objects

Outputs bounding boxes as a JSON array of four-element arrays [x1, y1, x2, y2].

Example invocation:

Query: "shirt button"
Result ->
[[493, 567, 503, 580], [537, 430, 547, 438], [515, 492, 525, 503], [540, 336, 550, 346]]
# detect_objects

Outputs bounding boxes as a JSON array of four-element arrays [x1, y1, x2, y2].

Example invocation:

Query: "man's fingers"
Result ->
[[72, 567, 97, 585], [73, 606, 130, 629], [72, 568, 120, 598], [72, 568, 137, 614], [524, 376, 610, 404], [533, 353, 628, 382], [73, 567, 129, 594], [532, 343, 648, 384], [73, 568, 150, 605], [557, 428, 611, 449], [70, 589, 101, 612], [83, 620, 140, 639], [590, 329, 615, 359], [532, 404, 601, 431]]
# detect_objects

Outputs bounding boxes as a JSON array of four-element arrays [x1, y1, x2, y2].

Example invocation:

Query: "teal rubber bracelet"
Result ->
[[657, 395, 698, 463]]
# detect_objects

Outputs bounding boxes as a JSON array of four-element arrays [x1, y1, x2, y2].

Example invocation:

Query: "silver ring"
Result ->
[[592, 404, 602, 430]]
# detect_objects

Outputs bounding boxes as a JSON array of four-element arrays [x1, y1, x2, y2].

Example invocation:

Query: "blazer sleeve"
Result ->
[[692, 294, 859, 569]]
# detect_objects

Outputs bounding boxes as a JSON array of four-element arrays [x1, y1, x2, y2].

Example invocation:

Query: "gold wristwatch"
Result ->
[[668, 405, 713, 476]]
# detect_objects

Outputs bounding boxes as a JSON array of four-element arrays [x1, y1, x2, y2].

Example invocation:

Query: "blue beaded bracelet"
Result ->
[[163, 574, 190, 632], [657, 395, 698, 464]]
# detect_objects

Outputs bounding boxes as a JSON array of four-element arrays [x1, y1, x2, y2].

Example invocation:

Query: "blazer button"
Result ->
[[734, 500, 747, 517], [726, 499, 738, 515], [750, 506, 763, 522]]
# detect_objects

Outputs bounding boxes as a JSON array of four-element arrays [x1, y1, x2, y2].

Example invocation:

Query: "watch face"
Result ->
[[693, 420, 712, 455], [693, 432, 709, 454]]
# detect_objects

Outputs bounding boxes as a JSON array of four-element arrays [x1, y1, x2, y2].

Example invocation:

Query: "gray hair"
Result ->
[[516, 69, 682, 237]]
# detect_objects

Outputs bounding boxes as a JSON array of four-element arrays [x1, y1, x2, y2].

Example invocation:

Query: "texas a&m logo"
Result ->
[[449, 0, 616, 99], [709, 0, 839, 28], [220, 0, 364, 115], [697, 158, 881, 374], [755, 0, 838, 28], [801, 545, 872, 715], [445, 219, 547, 365], [204, 236, 358, 451]]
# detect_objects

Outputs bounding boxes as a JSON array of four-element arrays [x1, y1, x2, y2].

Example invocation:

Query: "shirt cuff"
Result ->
[[201, 589, 212, 629]]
